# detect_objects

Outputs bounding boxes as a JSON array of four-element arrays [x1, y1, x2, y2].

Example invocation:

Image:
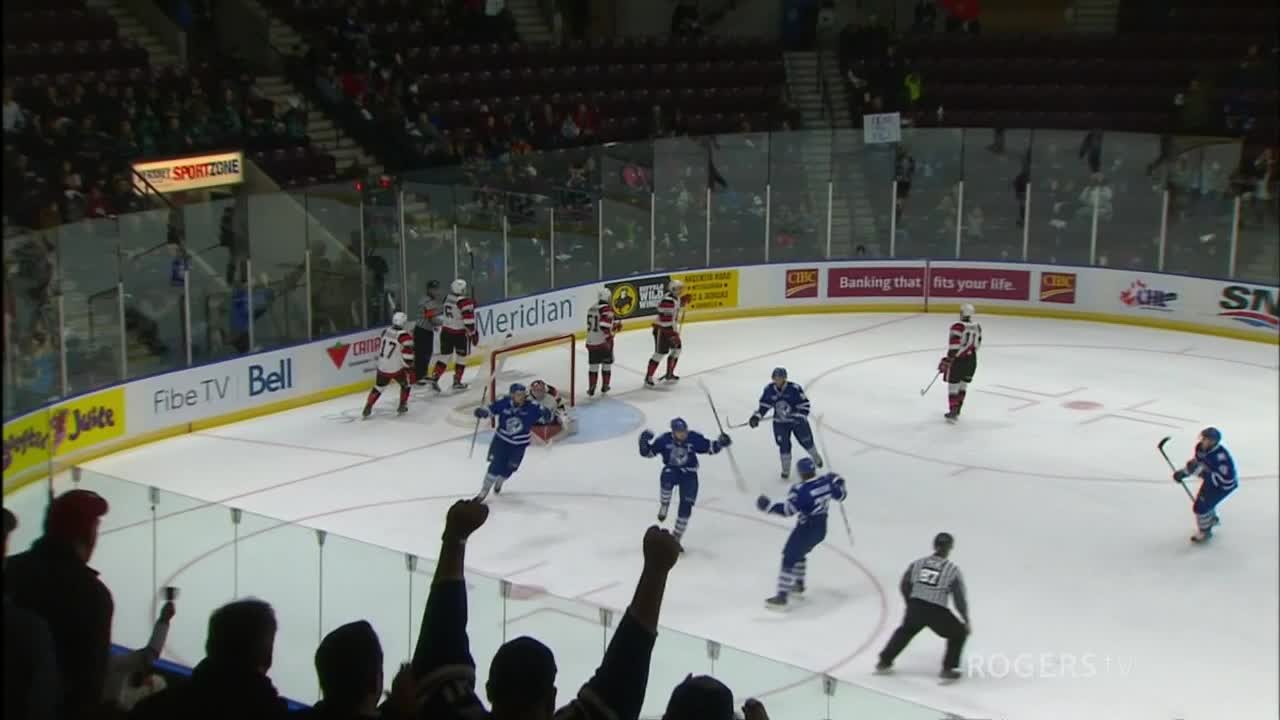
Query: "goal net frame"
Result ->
[[487, 333, 576, 422]]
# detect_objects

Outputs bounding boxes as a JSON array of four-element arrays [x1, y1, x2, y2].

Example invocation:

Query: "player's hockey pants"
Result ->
[[486, 439, 528, 480], [879, 599, 968, 671], [660, 468, 699, 537], [1193, 480, 1235, 532], [773, 420, 817, 456], [778, 521, 826, 593]]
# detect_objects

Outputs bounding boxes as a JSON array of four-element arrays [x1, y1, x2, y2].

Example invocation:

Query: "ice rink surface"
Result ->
[[13, 313, 1278, 719]]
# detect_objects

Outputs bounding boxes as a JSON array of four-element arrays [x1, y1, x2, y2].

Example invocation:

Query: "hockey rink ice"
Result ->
[[8, 313, 1278, 719]]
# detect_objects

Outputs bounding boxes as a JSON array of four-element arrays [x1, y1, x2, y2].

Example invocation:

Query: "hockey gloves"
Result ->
[[717, 433, 732, 448], [756, 495, 771, 512], [469, 331, 480, 346], [938, 356, 953, 374], [748, 414, 760, 429], [639, 430, 655, 456], [473, 406, 491, 419], [1173, 469, 1189, 482]]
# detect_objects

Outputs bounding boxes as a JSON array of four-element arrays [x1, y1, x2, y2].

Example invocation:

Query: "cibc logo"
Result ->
[[785, 268, 819, 298]]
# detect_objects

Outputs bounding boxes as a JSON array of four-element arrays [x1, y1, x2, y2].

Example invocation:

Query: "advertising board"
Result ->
[[132, 151, 245, 193]]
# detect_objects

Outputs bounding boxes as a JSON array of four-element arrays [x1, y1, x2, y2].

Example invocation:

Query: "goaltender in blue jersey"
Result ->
[[1173, 427, 1238, 544], [756, 458, 848, 609], [473, 383, 551, 501], [639, 418, 732, 547], [749, 367, 824, 481]]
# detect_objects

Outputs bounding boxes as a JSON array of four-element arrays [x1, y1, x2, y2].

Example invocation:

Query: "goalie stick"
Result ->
[[813, 414, 855, 548], [697, 380, 748, 492], [1157, 436, 1196, 501]]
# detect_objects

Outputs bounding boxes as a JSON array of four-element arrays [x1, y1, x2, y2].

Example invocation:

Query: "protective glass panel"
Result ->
[[894, 127, 962, 259], [1234, 179, 1279, 284], [118, 208, 187, 376], [362, 182, 406, 326], [300, 184, 367, 334], [769, 129, 830, 262], [246, 192, 311, 347], [1025, 129, 1098, 265], [832, 128, 895, 258], [709, 132, 769, 266], [182, 196, 241, 364], [506, 193, 553, 298], [455, 186, 508, 303], [959, 128, 1032, 261], [601, 141, 655, 277], [551, 188, 602, 288], [1093, 132, 1166, 271], [1163, 143, 1239, 278], [653, 136, 709, 271], [7, 231, 68, 410]]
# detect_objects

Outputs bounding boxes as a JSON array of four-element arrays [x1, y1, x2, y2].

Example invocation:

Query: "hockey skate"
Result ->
[[452, 380, 469, 392], [939, 669, 963, 684], [661, 372, 680, 383], [601, 384, 610, 394], [1191, 516, 1220, 543], [397, 404, 408, 415], [764, 593, 789, 611], [426, 378, 441, 392], [415, 377, 429, 387], [792, 580, 806, 596], [474, 488, 490, 502], [874, 661, 894, 675], [493, 477, 505, 495], [780, 471, 790, 483], [657, 504, 669, 522], [586, 387, 596, 397], [361, 406, 372, 420], [944, 410, 959, 423], [644, 376, 656, 387]]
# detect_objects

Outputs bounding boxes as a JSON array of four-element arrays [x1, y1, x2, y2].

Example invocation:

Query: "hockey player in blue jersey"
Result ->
[[473, 383, 552, 501], [1173, 427, 1238, 543], [756, 458, 848, 610], [748, 367, 824, 481], [639, 418, 732, 547]]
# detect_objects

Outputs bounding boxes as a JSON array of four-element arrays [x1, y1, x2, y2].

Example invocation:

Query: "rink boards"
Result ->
[[4, 260, 1276, 492]]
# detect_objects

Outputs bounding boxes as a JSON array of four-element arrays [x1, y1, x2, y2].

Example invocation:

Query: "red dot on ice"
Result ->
[[1062, 400, 1104, 411]]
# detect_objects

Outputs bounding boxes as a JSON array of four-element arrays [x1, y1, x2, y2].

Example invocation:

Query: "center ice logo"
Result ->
[[1119, 279, 1178, 312]]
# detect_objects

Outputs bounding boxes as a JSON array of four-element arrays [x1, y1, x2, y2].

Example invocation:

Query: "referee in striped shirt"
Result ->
[[876, 532, 970, 681]]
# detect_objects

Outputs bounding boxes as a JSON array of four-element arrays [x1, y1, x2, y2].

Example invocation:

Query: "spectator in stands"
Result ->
[[104, 595, 175, 712], [1175, 78, 1211, 133], [671, 1, 703, 39], [299, 621, 422, 720], [413, 499, 682, 718], [4, 87, 26, 134], [1078, 130, 1103, 174], [913, 0, 939, 32], [3, 506, 60, 720], [130, 599, 289, 720], [661, 675, 773, 720], [7, 489, 114, 720]]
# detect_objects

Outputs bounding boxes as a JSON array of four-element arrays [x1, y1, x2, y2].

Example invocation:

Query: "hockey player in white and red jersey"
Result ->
[[428, 278, 478, 392], [644, 279, 691, 387], [938, 303, 982, 422], [362, 311, 415, 418], [585, 288, 620, 396]]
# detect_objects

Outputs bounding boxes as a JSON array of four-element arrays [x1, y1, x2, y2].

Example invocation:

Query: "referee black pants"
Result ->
[[879, 598, 968, 671], [413, 325, 433, 380]]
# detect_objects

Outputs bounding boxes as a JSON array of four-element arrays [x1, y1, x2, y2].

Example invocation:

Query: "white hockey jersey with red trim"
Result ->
[[654, 291, 686, 332], [441, 293, 476, 336], [376, 327, 415, 374], [586, 301, 619, 348], [947, 320, 982, 358]]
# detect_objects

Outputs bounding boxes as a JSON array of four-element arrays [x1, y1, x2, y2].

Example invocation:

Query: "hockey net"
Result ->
[[445, 334, 577, 439]]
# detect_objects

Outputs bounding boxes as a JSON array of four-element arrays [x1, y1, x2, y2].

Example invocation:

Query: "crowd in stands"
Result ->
[[5, 493, 776, 720]]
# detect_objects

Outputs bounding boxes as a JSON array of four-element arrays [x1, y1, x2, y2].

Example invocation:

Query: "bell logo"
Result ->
[[785, 268, 818, 299]]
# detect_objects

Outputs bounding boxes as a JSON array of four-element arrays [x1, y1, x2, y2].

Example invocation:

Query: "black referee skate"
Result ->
[[764, 593, 789, 610], [874, 661, 894, 675], [939, 669, 962, 684]]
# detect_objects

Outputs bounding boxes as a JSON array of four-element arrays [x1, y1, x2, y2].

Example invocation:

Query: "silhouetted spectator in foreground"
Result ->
[[412, 499, 683, 719], [130, 599, 289, 720], [3, 506, 60, 720], [6, 490, 113, 720]]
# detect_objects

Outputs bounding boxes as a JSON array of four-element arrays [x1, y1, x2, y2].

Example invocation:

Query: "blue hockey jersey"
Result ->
[[757, 381, 812, 425], [488, 396, 551, 446], [765, 472, 848, 526], [1191, 442, 1238, 492], [640, 431, 724, 473]]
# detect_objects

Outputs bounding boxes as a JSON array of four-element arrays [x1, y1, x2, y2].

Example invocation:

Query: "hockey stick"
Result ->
[[813, 414, 855, 548], [919, 371, 942, 396], [697, 379, 748, 492], [726, 418, 754, 430], [468, 380, 491, 460], [1157, 436, 1196, 501]]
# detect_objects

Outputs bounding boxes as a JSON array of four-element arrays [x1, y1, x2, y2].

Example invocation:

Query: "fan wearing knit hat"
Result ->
[[6, 489, 114, 718]]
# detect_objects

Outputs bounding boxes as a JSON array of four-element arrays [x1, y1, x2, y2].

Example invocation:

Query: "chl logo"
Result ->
[[1120, 279, 1177, 311]]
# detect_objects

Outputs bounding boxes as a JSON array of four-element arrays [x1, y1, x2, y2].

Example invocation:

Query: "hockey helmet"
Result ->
[[451, 278, 468, 295], [509, 383, 528, 397], [529, 380, 547, 397], [933, 532, 955, 551], [391, 311, 408, 328], [771, 367, 788, 381], [669, 278, 685, 293], [796, 457, 817, 479], [598, 287, 612, 304], [670, 417, 689, 433], [1199, 427, 1222, 447], [960, 303, 975, 319]]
